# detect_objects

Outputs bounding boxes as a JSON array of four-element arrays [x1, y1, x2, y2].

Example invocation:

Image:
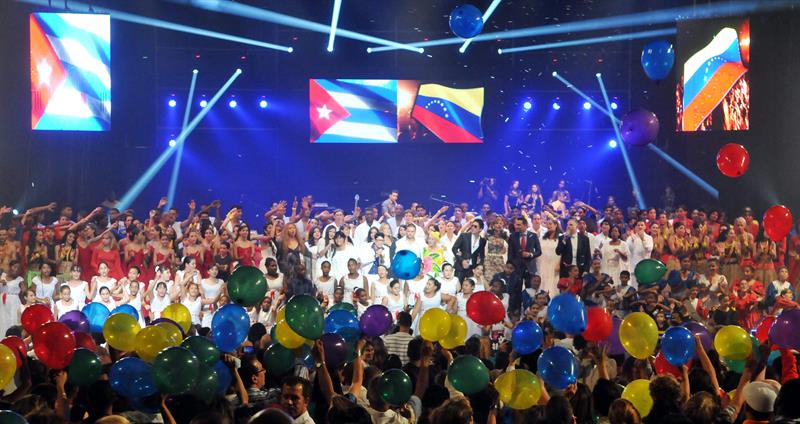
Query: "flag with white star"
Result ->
[[309, 79, 398, 143]]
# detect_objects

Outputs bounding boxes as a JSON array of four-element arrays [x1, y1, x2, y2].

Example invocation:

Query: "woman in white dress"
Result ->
[[97, 286, 117, 311], [32, 262, 58, 309], [456, 278, 483, 339], [537, 219, 562, 298], [65, 265, 91, 308], [599, 226, 629, 284], [264, 258, 285, 301], [175, 257, 201, 288], [410, 278, 457, 335], [256, 295, 278, 331], [471, 264, 489, 292], [438, 263, 461, 296], [91, 262, 118, 302], [328, 232, 356, 282], [179, 282, 207, 327], [370, 265, 391, 305], [146, 281, 173, 321], [404, 267, 428, 308], [382, 279, 407, 321], [305, 227, 324, 280], [339, 258, 369, 304], [439, 221, 459, 266], [121, 279, 146, 327], [315, 261, 336, 301], [0, 262, 25, 337], [53, 285, 79, 319], [200, 264, 226, 328], [18, 289, 37, 322]]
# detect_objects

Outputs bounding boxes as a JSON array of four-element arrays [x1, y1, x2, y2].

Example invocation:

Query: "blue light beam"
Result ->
[[459, 0, 503, 53], [498, 28, 676, 54], [166, 69, 198, 210], [327, 0, 342, 52]]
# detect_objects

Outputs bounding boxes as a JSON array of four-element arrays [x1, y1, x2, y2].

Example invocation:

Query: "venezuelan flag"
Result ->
[[411, 84, 484, 143]]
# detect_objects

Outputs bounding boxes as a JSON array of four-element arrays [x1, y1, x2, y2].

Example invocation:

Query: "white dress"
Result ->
[[54, 299, 79, 319], [405, 278, 427, 307], [99, 298, 116, 311], [600, 241, 629, 284], [182, 297, 202, 325], [150, 294, 171, 320], [0, 277, 24, 338], [265, 274, 284, 300], [457, 294, 483, 339], [385, 294, 407, 320], [92, 277, 117, 302], [439, 277, 460, 296], [66, 281, 90, 307], [33, 276, 58, 304], [371, 280, 390, 305], [342, 274, 365, 304], [126, 292, 146, 327], [200, 279, 223, 328], [330, 247, 358, 281], [439, 234, 458, 266], [411, 292, 443, 334], [537, 238, 560, 297], [315, 277, 335, 299]]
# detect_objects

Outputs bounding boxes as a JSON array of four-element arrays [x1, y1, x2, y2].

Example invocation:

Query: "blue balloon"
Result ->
[[212, 304, 250, 352], [662, 326, 694, 366], [213, 360, 233, 395], [324, 310, 360, 335], [538, 346, 579, 389], [641, 39, 675, 81], [547, 294, 587, 334], [112, 304, 139, 321], [512, 320, 543, 355], [449, 4, 484, 39], [82, 302, 111, 333], [110, 357, 157, 399], [391, 250, 421, 280]]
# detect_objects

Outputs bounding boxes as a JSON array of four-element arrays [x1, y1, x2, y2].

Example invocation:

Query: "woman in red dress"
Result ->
[[183, 229, 206, 278], [125, 230, 151, 286], [232, 224, 256, 268], [76, 225, 99, 281], [91, 231, 125, 280], [150, 233, 176, 278], [201, 227, 217, 278], [730, 264, 764, 331]]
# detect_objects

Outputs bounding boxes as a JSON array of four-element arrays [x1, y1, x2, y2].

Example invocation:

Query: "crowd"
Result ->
[[0, 182, 798, 424]]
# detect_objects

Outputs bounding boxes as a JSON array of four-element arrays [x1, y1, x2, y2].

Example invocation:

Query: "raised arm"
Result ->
[[693, 334, 720, 394], [312, 339, 336, 403]]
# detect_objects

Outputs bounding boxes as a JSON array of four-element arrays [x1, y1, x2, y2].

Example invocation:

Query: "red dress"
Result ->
[[186, 248, 206, 278], [203, 248, 214, 278], [127, 247, 152, 284], [236, 244, 256, 267], [77, 242, 96, 281], [91, 247, 125, 280]]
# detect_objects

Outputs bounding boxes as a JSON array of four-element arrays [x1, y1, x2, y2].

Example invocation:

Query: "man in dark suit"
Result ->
[[556, 218, 592, 277], [452, 218, 487, 280], [507, 216, 542, 313]]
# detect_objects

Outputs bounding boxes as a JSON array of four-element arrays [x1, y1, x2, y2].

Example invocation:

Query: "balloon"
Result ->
[[763, 205, 793, 242], [512, 320, 543, 355], [191, 367, 220, 403], [376, 369, 413, 405], [440, 314, 468, 350], [683, 321, 713, 354], [33, 322, 75, 369], [724, 357, 746, 373], [716, 143, 750, 178], [714, 325, 752, 360], [213, 360, 233, 395], [447, 355, 489, 394], [600, 317, 625, 356], [466, 291, 506, 325], [74, 332, 97, 351], [321, 333, 348, 368], [156, 322, 183, 346], [754, 316, 776, 344], [654, 352, 682, 378], [547, 294, 587, 334], [227, 266, 268, 307], [82, 302, 111, 333], [151, 317, 186, 338], [495, 369, 541, 410], [619, 312, 658, 359], [67, 348, 102, 386], [622, 379, 653, 417], [0, 345, 17, 389], [328, 302, 358, 315], [419, 308, 452, 342], [135, 325, 173, 362], [162, 303, 192, 333], [633, 259, 667, 285], [449, 4, 484, 39], [391, 250, 421, 280], [662, 326, 695, 366], [111, 304, 140, 321], [285, 295, 324, 340], [103, 313, 141, 352], [641, 39, 675, 80], [538, 346, 579, 389], [770, 309, 800, 349], [582, 307, 612, 342], [360, 305, 393, 337], [21, 303, 54, 334], [621, 110, 660, 147], [0, 411, 26, 424], [59, 310, 90, 334], [110, 357, 157, 398], [212, 304, 250, 352], [325, 309, 360, 334], [263, 343, 296, 375], [1, 336, 27, 368], [152, 346, 200, 394], [276, 320, 306, 349], [181, 336, 221, 366]]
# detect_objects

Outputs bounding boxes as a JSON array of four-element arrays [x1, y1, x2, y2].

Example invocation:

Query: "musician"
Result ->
[[508, 216, 542, 312], [555, 218, 592, 277], [452, 219, 487, 280]]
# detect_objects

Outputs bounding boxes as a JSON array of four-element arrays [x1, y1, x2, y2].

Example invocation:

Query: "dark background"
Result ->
[[1, 0, 798, 222]]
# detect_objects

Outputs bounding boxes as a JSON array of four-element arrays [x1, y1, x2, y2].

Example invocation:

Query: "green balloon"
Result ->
[[328, 302, 357, 315], [152, 347, 200, 394], [181, 336, 221, 367], [67, 348, 102, 386], [263, 343, 295, 375], [285, 295, 324, 340], [191, 367, 220, 403], [227, 266, 268, 307], [376, 369, 412, 405], [634, 259, 667, 285], [447, 355, 489, 395], [0, 411, 26, 424]]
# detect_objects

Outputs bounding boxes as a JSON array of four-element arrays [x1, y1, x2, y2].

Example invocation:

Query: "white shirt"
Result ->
[[439, 233, 458, 265], [628, 232, 654, 288], [570, 233, 578, 265], [353, 220, 381, 247], [395, 237, 425, 258], [293, 410, 315, 424], [360, 243, 391, 276]]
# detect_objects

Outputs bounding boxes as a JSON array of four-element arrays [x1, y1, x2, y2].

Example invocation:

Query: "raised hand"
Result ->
[[158, 197, 167, 208], [188, 200, 196, 210]]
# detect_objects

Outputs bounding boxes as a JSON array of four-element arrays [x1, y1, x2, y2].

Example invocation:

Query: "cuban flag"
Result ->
[[309, 79, 398, 143], [681, 27, 747, 131], [30, 13, 111, 131], [411, 84, 484, 143]]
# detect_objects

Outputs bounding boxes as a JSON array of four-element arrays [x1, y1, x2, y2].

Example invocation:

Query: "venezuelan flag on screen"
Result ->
[[411, 84, 484, 143]]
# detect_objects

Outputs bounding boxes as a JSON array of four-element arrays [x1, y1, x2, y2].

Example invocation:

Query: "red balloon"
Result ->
[[1, 336, 27, 368], [763, 205, 793, 242], [466, 291, 506, 326], [33, 322, 76, 369], [655, 352, 681, 378], [754, 316, 776, 344], [716, 143, 750, 177], [582, 307, 613, 342], [74, 332, 97, 352], [21, 304, 54, 334]]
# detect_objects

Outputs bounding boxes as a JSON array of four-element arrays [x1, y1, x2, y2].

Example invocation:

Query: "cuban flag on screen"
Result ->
[[681, 27, 747, 131], [309, 79, 398, 143]]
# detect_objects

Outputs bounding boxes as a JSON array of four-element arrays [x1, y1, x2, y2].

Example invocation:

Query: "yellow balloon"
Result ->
[[276, 320, 306, 349], [714, 325, 752, 360], [622, 379, 653, 417], [135, 325, 173, 362], [728, 389, 736, 400], [156, 322, 183, 346], [161, 303, 192, 333], [619, 312, 658, 359], [103, 313, 142, 352], [440, 314, 468, 349], [277, 306, 285, 323], [0, 344, 17, 389], [419, 308, 452, 342], [495, 369, 542, 410]]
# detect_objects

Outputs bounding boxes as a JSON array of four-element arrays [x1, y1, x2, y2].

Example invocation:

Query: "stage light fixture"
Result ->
[[168, 138, 177, 148], [523, 100, 533, 111], [611, 101, 619, 110], [608, 139, 618, 148], [259, 98, 268, 109], [168, 98, 177, 108], [552, 102, 561, 111], [228, 99, 238, 108], [199, 99, 208, 108], [12, 209, 19, 216], [583, 102, 592, 110]]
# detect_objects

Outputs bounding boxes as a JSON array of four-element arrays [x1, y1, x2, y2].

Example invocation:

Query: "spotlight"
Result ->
[[259, 98, 268, 109], [523, 100, 533, 111], [168, 138, 177, 148], [552, 102, 561, 111], [192, 69, 199, 74], [168, 98, 177, 108], [583, 101, 592, 110], [12, 209, 19, 215], [608, 139, 618, 148], [288, 47, 294, 53], [228, 99, 238, 108], [610, 101, 619, 110], [199, 99, 208, 108]]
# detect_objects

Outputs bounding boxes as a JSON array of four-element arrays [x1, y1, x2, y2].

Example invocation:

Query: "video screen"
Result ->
[[676, 17, 749, 132], [309, 79, 484, 143], [30, 13, 111, 131]]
